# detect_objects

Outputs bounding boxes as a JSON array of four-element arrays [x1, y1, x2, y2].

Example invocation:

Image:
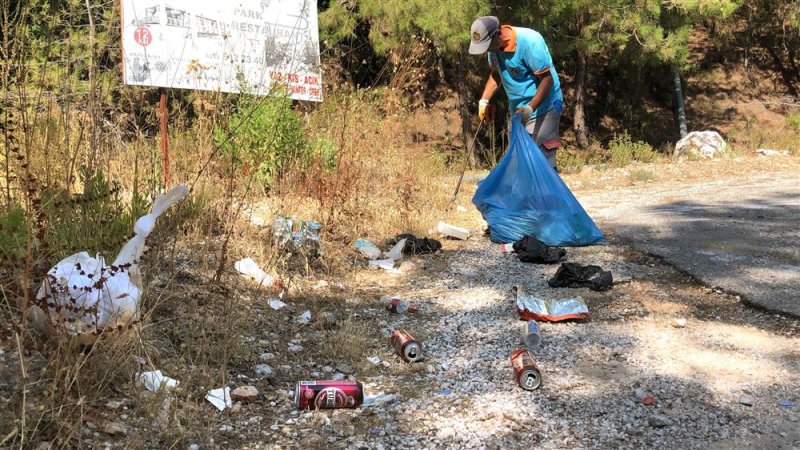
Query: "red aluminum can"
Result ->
[[390, 329, 423, 363], [510, 348, 542, 391], [294, 380, 364, 410], [386, 298, 418, 314]]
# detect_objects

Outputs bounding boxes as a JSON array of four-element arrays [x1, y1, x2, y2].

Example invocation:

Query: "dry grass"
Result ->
[[320, 314, 372, 364]]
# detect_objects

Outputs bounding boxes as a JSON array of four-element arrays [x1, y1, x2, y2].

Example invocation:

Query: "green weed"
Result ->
[[629, 168, 656, 182], [608, 132, 658, 167]]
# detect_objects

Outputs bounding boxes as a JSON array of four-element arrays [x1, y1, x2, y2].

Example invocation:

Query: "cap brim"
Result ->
[[469, 39, 491, 55]]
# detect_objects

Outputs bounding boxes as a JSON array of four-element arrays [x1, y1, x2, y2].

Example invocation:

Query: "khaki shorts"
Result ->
[[525, 108, 561, 169]]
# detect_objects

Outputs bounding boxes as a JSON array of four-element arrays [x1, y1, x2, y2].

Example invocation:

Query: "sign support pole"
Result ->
[[159, 87, 171, 186]]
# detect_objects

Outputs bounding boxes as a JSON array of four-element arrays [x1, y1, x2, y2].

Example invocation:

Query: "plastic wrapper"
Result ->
[[354, 239, 381, 259], [140, 370, 180, 392], [272, 215, 322, 256], [514, 286, 589, 322]]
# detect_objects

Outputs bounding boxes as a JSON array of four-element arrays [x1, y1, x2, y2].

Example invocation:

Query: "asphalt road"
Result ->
[[580, 172, 800, 317]]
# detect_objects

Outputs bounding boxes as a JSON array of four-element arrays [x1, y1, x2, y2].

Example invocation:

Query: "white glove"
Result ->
[[515, 104, 534, 122], [478, 99, 489, 121]]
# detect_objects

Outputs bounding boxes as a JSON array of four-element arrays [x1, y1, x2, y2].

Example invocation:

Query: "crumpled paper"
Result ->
[[206, 387, 232, 411]]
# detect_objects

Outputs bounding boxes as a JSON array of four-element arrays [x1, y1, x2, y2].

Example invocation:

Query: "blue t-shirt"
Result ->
[[488, 26, 563, 119]]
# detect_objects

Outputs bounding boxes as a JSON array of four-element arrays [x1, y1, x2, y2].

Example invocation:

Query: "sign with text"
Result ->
[[120, 0, 322, 101]]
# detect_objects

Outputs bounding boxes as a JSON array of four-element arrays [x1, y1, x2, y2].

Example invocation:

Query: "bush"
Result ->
[[0, 204, 27, 264], [787, 112, 800, 132], [41, 167, 149, 258], [556, 151, 586, 174], [214, 93, 309, 188], [608, 132, 657, 167], [311, 136, 339, 171]]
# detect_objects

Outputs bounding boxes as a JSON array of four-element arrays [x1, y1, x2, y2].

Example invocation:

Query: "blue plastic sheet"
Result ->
[[472, 115, 605, 246]]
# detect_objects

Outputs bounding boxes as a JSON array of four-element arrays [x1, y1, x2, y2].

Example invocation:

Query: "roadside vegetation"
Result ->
[[1, 0, 799, 447]]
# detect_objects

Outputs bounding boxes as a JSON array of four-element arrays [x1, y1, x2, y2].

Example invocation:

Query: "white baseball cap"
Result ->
[[469, 16, 500, 55]]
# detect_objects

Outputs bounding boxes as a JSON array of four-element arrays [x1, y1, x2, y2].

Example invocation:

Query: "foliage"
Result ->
[[321, 0, 488, 55], [787, 112, 800, 132], [0, 204, 26, 262], [609, 131, 658, 167], [311, 135, 339, 171], [213, 93, 309, 188], [556, 151, 586, 174], [41, 167, 148, 258], [629, 168, 656, 182]]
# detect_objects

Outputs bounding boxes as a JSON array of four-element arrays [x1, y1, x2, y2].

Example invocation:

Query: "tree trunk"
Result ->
[[573, 11, 589, 149], [673, 67, 688, 138], [573, 49, 589, 149]]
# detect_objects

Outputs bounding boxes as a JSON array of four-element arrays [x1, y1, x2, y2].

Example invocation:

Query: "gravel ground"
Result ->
[[230, 231, 799, 450], [4, 200, 798, 449]]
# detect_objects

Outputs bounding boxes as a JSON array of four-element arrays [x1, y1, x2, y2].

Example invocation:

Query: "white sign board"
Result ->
[[120, 0, 322, 101]]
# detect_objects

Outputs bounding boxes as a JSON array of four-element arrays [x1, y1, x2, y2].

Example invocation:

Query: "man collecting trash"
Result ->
[[469, 16, 563, 169]]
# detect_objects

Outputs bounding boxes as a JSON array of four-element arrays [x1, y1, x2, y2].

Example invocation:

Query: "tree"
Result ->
[[613, 1, 744, 137], [320, 0, 491, 166]]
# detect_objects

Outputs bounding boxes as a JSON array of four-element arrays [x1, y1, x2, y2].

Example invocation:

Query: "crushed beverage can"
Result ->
[[510, 348, 542, 391], [390, 329, 423, 363], [294, 380, 364, 410], [523, 320, 542, 351], [386, 297, 418, 314]]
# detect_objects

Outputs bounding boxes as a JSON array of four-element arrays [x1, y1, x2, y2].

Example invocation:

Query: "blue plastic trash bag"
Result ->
[[472, 115, 605, 246]]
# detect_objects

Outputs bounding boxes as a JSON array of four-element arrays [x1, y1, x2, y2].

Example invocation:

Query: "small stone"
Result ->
[[254, 364, 274, 378], [399, 261, 416, 273], [322, 366, 333, 373], [425, 365, 435, 374], [642, 396, 656, 406], [336, 364, 354, 374], [106, 400, 124, 409], [100, 421, 128, 436], [189, 444, 200, 450], [648, 414, 672, 428], [229, 402, 243, 413], [259, 352, 275, 362], [314, 311, 337, 329], [288, 343, 304, 353], [231, 386, 259, 402], [738, 395, 754, 407], [673, 318, 687, 328]]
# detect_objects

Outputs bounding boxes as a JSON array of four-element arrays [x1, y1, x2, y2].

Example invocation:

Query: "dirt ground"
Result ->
[[1, 154, 799, 449]]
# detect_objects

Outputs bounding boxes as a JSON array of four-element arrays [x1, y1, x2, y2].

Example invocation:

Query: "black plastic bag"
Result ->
[[390, 234, 442, 255], [513, 236, 566, 264], [548, 263, 613, 291]]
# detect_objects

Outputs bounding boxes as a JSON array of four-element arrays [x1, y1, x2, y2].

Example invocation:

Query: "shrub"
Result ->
[[0, 204, 27, 264], [556, 151, 586, 174], [608, 132, 657, 167], [214, 93, 309, 188], [41, 167, 148, 258], [787, 112, 800, 132], [629, 168, 656, 182]]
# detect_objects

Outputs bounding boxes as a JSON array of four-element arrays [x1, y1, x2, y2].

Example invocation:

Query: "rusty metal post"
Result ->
[[159, 87, 171, 186]]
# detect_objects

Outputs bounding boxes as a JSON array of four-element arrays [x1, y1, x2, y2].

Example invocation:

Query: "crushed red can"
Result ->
[[386, 297, 419, 314], [390, 329, 423, 363], [510, 348, 542, 391], [294, 380, 364, 410]]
